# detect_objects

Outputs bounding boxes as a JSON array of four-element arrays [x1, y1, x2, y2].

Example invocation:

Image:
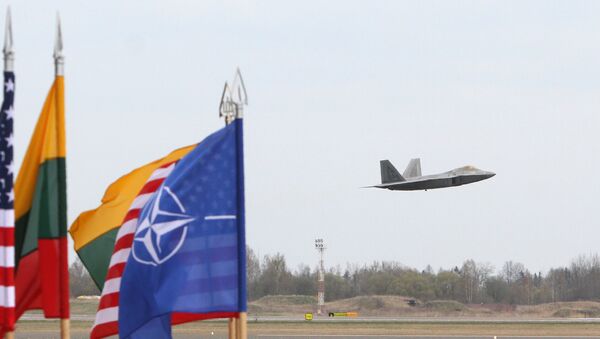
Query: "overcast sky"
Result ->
[[9, 1, 600, 274]]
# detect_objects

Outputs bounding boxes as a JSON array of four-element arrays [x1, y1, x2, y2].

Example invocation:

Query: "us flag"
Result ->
[[0, 70, 15, 333]]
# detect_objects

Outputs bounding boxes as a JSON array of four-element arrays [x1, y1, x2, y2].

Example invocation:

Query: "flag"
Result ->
[[70, 119, 246, 338], [0, 71, 15, 334], [13, 75, 68, 320], [119, 118, 246, 338], [69, 145, 195, 338]]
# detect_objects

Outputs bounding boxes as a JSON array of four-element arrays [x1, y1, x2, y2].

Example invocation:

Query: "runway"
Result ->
[[19, 314, 600, 323]]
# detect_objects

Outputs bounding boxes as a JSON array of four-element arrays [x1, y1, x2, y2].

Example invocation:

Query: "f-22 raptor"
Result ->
[[370, 159, 495, 191]]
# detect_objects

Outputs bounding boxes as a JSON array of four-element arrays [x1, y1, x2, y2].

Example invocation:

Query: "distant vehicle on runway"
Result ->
[[368, 158, 495, 191]]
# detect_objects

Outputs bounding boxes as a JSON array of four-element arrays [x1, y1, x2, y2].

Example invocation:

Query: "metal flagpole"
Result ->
[[3, 7, 13, 339], [54, 13, 69, 339], [220, 79, 238, 339], [4, 7, 13, 72], [219, 68, 248, 339], [54, 13, 64, 77]]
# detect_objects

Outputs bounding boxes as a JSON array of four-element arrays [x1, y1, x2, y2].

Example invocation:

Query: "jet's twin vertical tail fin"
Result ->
[[380, 160, 405, 184], [403, 158, 422, 178]]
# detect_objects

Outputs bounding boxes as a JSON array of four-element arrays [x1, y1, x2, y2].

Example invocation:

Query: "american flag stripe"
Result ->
[[0, 71, 15, 330], [0, 286, 14, 307], [0, 229, 14, 246], [0, 269, 13, 280], [90, 161, 176, 338], [98, 293, 118, 310], [0, 249, 13, 267], [104, 263, 125, 281], [0, 209, 13, 226]]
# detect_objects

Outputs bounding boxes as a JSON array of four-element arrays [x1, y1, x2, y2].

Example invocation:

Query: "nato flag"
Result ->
[[119, 119, 246, 338]]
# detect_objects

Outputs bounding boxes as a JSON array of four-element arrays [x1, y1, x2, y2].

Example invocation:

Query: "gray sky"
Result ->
[[9, 1, 600, 274]]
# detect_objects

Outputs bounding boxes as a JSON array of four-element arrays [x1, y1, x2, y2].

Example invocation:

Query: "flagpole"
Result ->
[[54, 13, 64, 77], [228, 318, 237, 339], [232, 68, 247, 339], [54, 13, 69, 339], [237, 313, 247, 339], [219, 68, 248, 339], [3, 6, 14, 339], [221, 80, 239, 339], [4, 7, 13, 72]]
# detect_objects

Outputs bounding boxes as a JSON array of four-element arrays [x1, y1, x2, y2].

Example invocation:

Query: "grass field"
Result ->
[[12, 319, 600, 337]]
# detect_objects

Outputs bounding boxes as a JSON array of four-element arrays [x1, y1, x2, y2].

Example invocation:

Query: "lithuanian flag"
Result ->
[[69, 145, 194, 288], [13, 75, 69, 319]]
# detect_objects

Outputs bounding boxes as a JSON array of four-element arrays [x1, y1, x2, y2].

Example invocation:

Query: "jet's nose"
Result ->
[[483, 171, 496, 179]]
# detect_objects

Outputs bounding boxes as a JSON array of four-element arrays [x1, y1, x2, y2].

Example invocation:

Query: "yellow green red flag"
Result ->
[[69, 145, 194, 288], [14, 75, 68, 319]]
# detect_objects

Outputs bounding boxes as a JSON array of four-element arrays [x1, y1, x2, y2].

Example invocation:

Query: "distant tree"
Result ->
[[246, 246, 261, 300], [501, 261, 525, 285], [435, 270, 461, 300], [485, 276, 509, 303], [257, 253, 294, 297], [388, 270, 435, 300], [293, 264, 315, 296], [69, 259, 99, 297], [325, 272, 353, 301], [459, 260, 493, 304]]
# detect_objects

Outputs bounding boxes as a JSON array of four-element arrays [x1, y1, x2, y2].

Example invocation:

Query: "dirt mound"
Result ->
[[249, 295, 317, 314], [424, 300, 467, 312], [254, 295, 316, 306], [326, 295, 416, 315], [248, 295, 600, 319], [517, 301, 600, 317]]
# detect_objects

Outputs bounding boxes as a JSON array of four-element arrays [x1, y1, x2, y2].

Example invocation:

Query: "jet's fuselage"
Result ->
[[371, 161, 495, 191], [376, 171, 494, 191]]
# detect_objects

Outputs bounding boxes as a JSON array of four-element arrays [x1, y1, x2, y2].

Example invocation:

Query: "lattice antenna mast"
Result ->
[[315, 238, 326, 315], [219, 67, 247, 125]]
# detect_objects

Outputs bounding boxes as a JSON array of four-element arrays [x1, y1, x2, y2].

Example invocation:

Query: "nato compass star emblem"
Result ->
[[132, 186, 194, 266]]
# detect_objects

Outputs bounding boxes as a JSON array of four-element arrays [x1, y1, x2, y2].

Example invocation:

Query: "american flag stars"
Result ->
[[0, 72, 14, 209]]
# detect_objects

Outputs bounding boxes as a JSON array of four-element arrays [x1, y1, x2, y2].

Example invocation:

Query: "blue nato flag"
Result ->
[[119, 119, 246, 339]]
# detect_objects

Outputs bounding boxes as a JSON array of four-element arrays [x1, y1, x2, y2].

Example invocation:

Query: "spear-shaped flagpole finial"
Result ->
[[219, 68, 248, 125], [219, 82, 234, 125], [230, 67, 248, 118], [3, 6, 14, 72], [54, 12, 64, 76]]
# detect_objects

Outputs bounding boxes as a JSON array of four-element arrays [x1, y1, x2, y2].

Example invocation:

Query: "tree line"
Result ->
[[247, 248, 600, 305], [68, 248, 600, 305]]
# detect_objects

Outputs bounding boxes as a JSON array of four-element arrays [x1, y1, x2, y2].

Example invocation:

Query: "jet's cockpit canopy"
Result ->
[[453, 165, 480, 174]]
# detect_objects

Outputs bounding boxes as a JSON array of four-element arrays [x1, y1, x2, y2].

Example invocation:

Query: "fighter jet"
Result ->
[[369, 159, 495, 191]]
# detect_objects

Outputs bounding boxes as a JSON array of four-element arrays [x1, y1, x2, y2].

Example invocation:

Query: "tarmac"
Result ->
[[19, 314, 600, 323], [13, 335, 600, 339]]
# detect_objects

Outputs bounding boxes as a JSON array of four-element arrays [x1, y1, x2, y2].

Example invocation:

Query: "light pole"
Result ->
[[315, 238, 326, 315]]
